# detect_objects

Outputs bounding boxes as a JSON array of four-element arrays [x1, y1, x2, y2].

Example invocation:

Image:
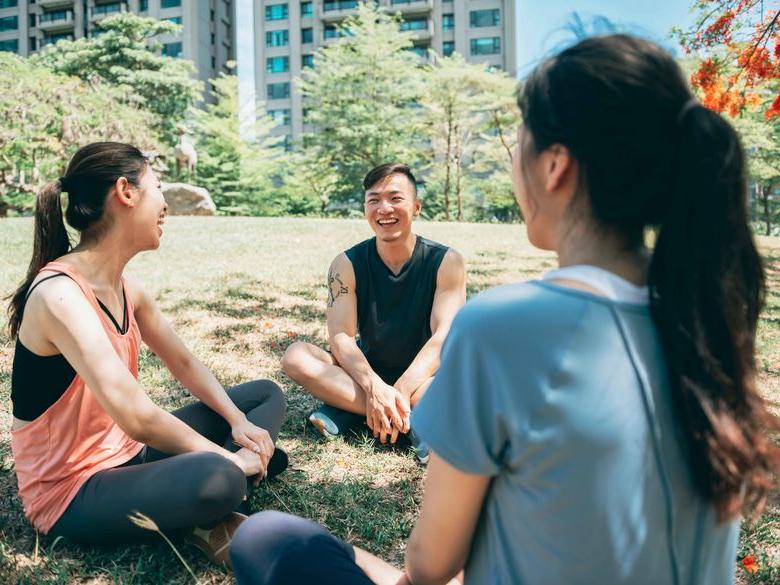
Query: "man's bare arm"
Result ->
[[326, 253, 406, 436], [394, 249, 467, 399]]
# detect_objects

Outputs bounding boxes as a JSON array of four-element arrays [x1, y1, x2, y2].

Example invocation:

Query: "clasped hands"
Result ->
[[366, 380, 411, 444], [229, 415, 275, 484]]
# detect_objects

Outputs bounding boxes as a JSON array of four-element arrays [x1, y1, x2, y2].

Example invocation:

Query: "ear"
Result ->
[[113, 177, 137, 209], [413, 197, 422, 217], [543, 143, 577, 195]]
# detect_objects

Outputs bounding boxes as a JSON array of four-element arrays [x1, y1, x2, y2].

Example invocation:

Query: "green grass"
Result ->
[[0, 217, 777, 584]]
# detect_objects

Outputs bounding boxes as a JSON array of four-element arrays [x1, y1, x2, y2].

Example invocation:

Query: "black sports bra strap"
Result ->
[[24, 272, 73, 301]]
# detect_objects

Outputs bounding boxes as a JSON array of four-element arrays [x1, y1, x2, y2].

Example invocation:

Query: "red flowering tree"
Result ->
[[677, 0, 779, 118]]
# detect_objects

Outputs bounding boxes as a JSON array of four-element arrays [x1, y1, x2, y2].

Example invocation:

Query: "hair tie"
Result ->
[[676, 98, 700, 125]]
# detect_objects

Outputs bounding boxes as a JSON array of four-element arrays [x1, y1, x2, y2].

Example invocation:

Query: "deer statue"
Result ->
[[173, 127, 197, 180]]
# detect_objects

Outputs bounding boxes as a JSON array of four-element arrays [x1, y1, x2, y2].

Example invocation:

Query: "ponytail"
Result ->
[[7, 179, 71, 338], [649, 105, 777, 519]]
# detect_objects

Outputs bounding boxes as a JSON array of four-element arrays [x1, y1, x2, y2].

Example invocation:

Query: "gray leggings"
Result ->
[[49, 380, 286, 545]]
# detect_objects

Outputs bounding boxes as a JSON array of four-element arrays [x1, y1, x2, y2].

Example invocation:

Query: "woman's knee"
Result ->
[[281, 342, 311, 379], [188, 452, 246, 514], [230, 512, 324, 583]]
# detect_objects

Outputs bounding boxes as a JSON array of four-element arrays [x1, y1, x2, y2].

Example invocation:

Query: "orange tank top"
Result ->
[[11, 262, 144, 534]]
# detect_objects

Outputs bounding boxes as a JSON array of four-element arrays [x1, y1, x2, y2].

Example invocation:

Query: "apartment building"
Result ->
[[253, 0, 517, 144], [0, 0, 235, 86]]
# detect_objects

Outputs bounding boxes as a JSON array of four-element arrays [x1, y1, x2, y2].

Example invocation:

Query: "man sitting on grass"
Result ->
[[282, 163, 466, 462]]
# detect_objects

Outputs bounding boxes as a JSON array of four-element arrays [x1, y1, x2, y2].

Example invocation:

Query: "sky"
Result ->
[[515, 0, 697, 76], [236, 0, 699, 101]]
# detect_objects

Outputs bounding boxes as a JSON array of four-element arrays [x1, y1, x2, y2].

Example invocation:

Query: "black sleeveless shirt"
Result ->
[[344, 236, 448, 384]]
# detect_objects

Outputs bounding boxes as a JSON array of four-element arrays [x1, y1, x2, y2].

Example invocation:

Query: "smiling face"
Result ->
[[128, 165, 168, 251], [364, 173, 421, 242]]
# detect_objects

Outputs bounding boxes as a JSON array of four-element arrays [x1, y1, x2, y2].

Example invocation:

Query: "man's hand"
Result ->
[[366, 380, 409, 444]]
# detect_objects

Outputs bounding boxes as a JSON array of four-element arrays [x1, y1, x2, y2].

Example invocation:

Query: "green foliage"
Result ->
[[0, 52, 160, 216], [297, 2, 424, 205], [193, 71, 285, 215], [31, 13, 202, 145], [419, 53, 520, 221], [730, 100, 780, 236]]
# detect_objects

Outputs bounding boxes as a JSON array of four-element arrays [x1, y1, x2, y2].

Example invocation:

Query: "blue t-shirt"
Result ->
[[412, 281, 738, 585]]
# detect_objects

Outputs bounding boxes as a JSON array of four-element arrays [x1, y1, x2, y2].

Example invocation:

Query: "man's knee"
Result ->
[[282, 341, 314, 380]]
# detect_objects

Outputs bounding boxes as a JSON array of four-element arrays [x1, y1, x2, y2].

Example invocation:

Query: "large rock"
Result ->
[[161, 182, 216, 216]]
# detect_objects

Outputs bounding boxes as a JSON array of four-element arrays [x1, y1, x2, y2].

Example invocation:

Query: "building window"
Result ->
[[0, 15, 18, 32], [407, 44, 427, 58], [211, 56, 216, 68], [400, 17, 427, 31], [29, 36, 36, 50], [210, 9, 215, 20], [442, 41, 454, 57], [0, 0, 18, 8], [301, 27, 312, 43], [470, 9, 499, 28], [0, 38, 18, 52], [42, 33, 73, 46], [91, 3, 123, 16], [265, 29, 289, 47], [323, 0, 357, 11], [139, 0, 148, 11], [269, 109, 291, 126], [267, 82, 290, 100], [441, 14, 454, 31], [302, 53, 314, 68], [161, 0, 181, 8], [165, 16, 182, 24], [266, 55, 289, 73], [265, 4, 288, 21], [301, 1, 312, 17], [29, 13, 35, 27], [470, 37, 500, 56], [324, 25, 341, 39], [162, 41, 183, 57]]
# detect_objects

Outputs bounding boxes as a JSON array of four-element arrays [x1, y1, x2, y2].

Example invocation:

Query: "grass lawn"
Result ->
[[0, 216, 778, 584]]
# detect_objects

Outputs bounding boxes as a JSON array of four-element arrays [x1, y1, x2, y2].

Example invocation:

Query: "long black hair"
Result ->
[[7, 142, 148, 338], [519, 34, 778, 519]]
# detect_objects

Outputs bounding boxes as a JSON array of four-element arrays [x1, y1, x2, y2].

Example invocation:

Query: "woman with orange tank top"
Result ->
[[7, 142, 287, 566]]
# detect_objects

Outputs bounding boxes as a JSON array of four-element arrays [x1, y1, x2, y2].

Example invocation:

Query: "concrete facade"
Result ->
[[253, 0, 517, 145], [0, 0, 235, 87]]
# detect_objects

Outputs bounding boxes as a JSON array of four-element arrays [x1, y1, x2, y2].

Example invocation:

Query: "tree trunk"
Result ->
[[762, 184, 771, 236], [455, 125, 463, 221], [443, 110, 453, 221]]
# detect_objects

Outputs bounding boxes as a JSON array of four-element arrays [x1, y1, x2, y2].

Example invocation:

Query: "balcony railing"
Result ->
[[39, 10, 74, 30], [41, 33, 74, 47], [387, 0, 433, 14]]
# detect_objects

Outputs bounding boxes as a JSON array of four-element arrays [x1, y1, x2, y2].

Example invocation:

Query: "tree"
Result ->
[[32, 13, 202, 143], [278, 150, 340, 216], [420, 53, 520, 221], [0, 53, 160, 216], [733, 111, 780, 235], [676, 1, 779, 119], [193, 70, 284, 215], [297, 2, 424, 205]]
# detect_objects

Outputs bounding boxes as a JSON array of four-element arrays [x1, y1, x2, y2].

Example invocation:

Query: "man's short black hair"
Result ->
[[363, 163, 417, 197]]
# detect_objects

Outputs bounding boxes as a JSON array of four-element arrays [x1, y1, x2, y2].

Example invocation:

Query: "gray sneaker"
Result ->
[[307, 404, 365, 440]]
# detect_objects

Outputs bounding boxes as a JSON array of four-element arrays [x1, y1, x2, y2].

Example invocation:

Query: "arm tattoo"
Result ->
[[327, 267, 349, 308]]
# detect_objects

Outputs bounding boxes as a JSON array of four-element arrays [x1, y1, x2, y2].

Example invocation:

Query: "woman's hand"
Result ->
[[229, 447, 266, 479], [231, 416, 275, 467]]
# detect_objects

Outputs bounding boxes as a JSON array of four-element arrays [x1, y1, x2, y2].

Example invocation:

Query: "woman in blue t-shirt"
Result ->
[[229, 34, 779, 585]]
